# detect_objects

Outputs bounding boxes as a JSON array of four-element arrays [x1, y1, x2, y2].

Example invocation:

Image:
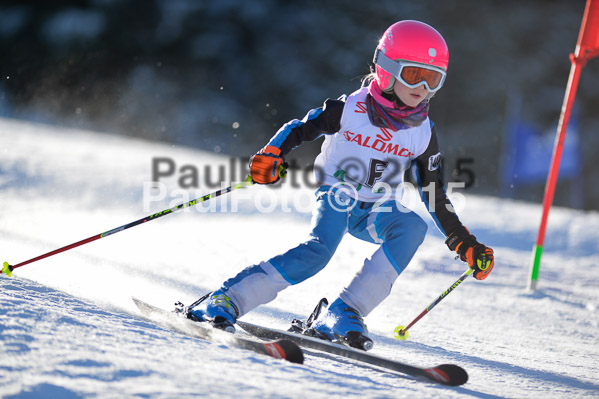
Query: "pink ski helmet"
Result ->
[[373, 20, 449, 92]]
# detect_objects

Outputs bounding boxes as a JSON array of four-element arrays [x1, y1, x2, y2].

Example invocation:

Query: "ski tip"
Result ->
[[275, 339, 304, 364], [430, 364, 469, 386]]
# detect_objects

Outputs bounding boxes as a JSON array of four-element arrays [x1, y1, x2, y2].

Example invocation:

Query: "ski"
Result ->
[[236, 320, 468, 386], [132, 298, 304, 364]]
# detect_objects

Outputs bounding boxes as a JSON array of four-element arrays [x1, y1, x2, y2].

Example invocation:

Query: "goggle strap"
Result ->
[[373, 49, 402, 78]]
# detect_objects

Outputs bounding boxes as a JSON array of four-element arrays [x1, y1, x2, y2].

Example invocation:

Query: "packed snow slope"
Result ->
[[1, 118, 598, 399]]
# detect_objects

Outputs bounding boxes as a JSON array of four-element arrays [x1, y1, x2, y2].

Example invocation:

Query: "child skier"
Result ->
[[189, 20, 494, 349]]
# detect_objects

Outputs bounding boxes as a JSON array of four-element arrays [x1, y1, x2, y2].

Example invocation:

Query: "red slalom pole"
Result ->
[[529, 59, 583, 290], [2, 177, 255, 277], [529, 0, 599, 290]]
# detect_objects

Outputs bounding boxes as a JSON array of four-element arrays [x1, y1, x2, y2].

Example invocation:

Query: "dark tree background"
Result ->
[[1, 0, 598, 209]]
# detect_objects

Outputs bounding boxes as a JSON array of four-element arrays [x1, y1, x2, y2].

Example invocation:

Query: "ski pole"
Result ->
[[2, 176, 256, 277], [394, 268, 473, 340]]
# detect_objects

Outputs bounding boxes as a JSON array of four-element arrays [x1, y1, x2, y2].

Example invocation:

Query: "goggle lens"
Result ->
[[400, 66, 444, 90]]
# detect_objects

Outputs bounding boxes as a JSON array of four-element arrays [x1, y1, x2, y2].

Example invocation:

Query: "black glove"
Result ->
[[446, 226, 494, 280]]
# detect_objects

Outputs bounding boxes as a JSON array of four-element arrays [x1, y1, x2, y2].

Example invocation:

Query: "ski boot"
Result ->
[[290, 297, 373, 351], [176, 290, 239, 333]]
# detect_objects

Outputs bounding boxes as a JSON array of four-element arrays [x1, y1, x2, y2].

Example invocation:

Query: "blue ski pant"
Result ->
[[221, 186, 428, 316]]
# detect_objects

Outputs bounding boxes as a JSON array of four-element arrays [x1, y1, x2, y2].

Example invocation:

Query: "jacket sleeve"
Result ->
[[411, 124, 464, 237], [265, 97, 345, 157]]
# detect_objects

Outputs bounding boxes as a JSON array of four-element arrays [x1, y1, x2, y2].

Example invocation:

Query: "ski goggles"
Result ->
[[374, 50, 447, 92]]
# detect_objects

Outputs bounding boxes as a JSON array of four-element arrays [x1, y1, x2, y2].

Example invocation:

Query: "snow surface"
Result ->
[[1, 117, 598, 398]]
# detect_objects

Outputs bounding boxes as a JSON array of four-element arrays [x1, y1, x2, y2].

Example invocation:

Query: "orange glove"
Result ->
[[249, 145, 286, 184], [446, 227, 494, 280]]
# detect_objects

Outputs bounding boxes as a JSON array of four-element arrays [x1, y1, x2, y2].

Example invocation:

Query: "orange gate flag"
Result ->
[[529, 0, 599, 290]]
